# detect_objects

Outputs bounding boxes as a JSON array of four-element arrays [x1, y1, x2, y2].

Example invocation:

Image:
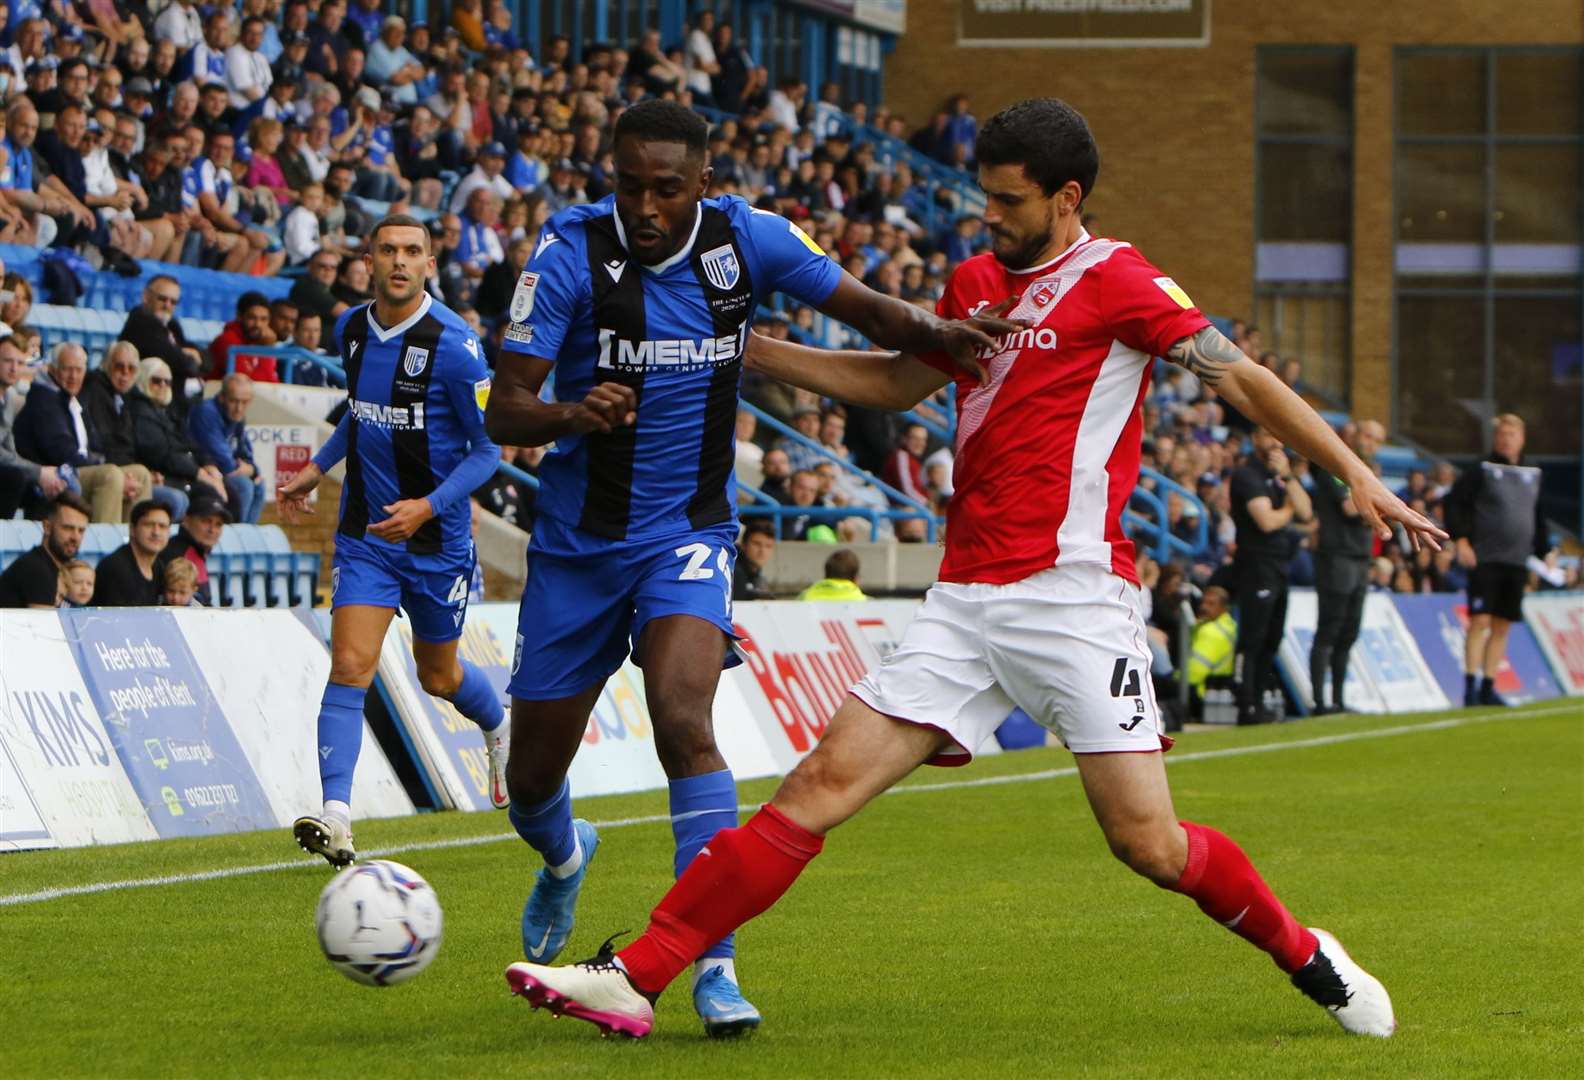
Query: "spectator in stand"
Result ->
[[91, 498, 172, 607], [786, 468, 834, 542], [777, 404, 826, 473], [1308, 419, 1383, 714], [477, 233, 530, 323], [191, 10, 232, 88], [155, 0, 204, 53], [1444, 413, 1552, 708], [630, 28, 685, 97], [160, 554, 199, 606], [758, 447, 792, 504], [227, 15, 274, 113], [734, 408, 764, 487], [129, 134, 191, 263], [366, 16, 425, 108], [799, 548, 867, 601], [159, 490, 230, 607], [291, 252, 350, 322], [119, 276, 205, 405], [284, 181, 325, 265], [767, 77, 804, 133], [81, 341, 190, 523], [882, 422, 929, 509], [189, 374, 263, 524], [474, 444, 534, 529], [733, 519, 777, 602], [1426, 460, 1457, 503], [1229, 427, 1312, 725], [0, 492, 90, 607], [683, 11, 720, 106], [244, 115, 291, 207], [0, 334, 68, 519], [208, 292, 280, 381], [129, 357, 228, 507], [14, 342, 150, 523], [455, 186, 504, 286], [333, 255, 374, 308], [449, 139, 513, 212], [195, 129, 283, 275]]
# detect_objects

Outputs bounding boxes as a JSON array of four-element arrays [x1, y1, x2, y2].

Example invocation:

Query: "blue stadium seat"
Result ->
[[225, 525, 272, 607], [291, 551, 322, 608], [0, 520, 41, 572], [211, 528, 248, 607]]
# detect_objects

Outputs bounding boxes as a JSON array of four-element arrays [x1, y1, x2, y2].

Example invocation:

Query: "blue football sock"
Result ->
[[509, 778, 577, 867], [447, 660, 503, 732], [316, 682, 367, 807], [670, 769, 741, 961]]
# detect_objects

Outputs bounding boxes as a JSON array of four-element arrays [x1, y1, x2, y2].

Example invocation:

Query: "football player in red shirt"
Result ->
[[502, 98, 1443, 1041]]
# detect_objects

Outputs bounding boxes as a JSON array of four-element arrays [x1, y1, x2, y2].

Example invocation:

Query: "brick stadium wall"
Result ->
[[887, 0, 1583, 427]]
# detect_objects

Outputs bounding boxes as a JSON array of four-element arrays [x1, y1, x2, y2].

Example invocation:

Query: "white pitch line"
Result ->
[[1, 702, 1574, 909]]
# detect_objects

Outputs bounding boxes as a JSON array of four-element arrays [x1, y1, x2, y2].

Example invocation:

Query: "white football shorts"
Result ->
[[851, 563, 1168, 763]]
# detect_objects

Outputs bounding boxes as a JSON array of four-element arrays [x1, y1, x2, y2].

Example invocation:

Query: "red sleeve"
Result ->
[[1100, 246, 1211, 358]]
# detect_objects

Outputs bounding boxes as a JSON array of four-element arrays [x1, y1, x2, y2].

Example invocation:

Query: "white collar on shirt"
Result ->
[[367, 291, 433, 343], [1010, 228, 1092, 276]]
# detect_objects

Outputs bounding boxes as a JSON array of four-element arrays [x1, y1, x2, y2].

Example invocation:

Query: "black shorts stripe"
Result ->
[[338, 307, 372, 542], [390, 314, 446, 555], [577, 215, 648, 539]]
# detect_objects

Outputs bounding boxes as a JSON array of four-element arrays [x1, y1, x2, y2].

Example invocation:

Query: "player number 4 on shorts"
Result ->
[[1110, 658, 1147, 732], [675, 543, 730, 581], [447, 575, 469, 604]]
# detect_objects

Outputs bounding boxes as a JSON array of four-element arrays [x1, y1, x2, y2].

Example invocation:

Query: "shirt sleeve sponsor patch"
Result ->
[[1153, 276, 1194, 310], [510, 270, 539, 322], [789, 221, 824, 256], [474, 377, 491, 412]]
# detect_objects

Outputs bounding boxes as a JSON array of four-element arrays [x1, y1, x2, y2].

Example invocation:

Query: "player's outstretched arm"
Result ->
[[744, 332, 949, 411], [1167, 326, 1446, 551], [814, 274, 1025, 381], [485, 353, 637, 447]]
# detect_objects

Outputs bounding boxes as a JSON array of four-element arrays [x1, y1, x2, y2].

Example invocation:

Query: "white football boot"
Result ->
[[1291, 928, 1396, 1037], [293, 815, 356, 868], [506, 937, 655, 1039]]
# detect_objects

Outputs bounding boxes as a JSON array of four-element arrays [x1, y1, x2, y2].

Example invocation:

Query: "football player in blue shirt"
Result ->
[[279, 214, 508, 868], [485, 101, 1017, 1036]]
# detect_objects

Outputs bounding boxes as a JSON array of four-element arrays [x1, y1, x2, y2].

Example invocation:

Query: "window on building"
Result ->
[[1394, 46, 1583, 459], [1254, 47, 1354, 406]]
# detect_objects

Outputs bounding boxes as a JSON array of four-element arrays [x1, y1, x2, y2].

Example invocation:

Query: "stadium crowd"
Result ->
[[0, 0, 1572, 730]]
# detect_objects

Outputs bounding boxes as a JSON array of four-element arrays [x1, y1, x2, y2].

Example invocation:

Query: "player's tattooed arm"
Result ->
[[1164, 325, 1242, 386], [1175, 326, 1448, 552], [745, 332, 950, 411]]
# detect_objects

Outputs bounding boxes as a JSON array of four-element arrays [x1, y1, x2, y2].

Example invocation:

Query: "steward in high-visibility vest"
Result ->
[[1187, 586, 1238, 693], [798, 548, 867, 602]]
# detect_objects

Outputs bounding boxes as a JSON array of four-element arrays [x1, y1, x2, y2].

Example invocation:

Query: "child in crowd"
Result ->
[[284, 183, 325, 266], [161, 558, 198, 607], [62, 560, 96, 607]]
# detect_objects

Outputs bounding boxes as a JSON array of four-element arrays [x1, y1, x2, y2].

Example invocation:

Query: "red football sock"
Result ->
[[1171, 821, 1318, 974], [618, 804, 823, 994]]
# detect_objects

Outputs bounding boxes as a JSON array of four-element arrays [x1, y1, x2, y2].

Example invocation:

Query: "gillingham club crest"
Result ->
[[701, 243, 741, 290], [403, 346, 430, 377]]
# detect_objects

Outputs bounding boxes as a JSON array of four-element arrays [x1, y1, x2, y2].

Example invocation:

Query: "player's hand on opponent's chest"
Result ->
[[369, 498, 437, 542], [935, 296, 1026, 382], [568, 382, 638, 436]]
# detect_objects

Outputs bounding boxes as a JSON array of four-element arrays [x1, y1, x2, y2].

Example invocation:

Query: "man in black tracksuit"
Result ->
[[1443, 413, 1549, 707], [1230, 427, 1312, 725], [1308, 420, 1382, 714]]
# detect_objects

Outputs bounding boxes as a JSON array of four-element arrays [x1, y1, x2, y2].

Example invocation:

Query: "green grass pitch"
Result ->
[[2, 702, 1580, 1079]]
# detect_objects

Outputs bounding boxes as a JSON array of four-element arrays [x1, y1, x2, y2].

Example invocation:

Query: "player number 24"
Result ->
[[675, 543, 730, 581]]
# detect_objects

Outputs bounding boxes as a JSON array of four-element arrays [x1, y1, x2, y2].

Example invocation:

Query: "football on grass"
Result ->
[[315, 860, 444, 987]]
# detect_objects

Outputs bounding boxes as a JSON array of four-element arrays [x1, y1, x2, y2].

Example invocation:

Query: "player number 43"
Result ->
[[675, 543, 730, 581]]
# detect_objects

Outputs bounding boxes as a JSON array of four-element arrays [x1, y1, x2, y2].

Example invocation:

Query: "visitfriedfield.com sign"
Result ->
[[960, 0, 1210, 46]]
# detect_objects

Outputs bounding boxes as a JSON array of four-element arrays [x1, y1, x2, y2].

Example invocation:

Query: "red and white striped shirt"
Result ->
[[919, 231, 1208, 587]]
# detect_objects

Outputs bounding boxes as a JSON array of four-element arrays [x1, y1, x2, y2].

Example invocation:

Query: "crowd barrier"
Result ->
[[3, 592, 1577, 851]]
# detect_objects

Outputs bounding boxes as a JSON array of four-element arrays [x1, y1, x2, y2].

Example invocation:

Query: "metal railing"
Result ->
[[738, 400, 938, 542]]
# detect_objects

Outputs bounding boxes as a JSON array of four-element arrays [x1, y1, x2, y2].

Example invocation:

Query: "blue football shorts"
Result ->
[[330, 534, 474, 643], [507, 515, 741, 701]]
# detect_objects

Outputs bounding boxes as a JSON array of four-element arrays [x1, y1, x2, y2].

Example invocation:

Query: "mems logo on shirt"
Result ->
[[595, 322, 748, 372], [349, 398, 426, 430]]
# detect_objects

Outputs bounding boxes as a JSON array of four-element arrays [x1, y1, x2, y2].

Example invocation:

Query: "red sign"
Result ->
[[276, 445, 311, 489]]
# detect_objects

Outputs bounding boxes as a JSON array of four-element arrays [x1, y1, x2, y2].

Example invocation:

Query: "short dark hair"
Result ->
[[614, 99, 708, 157], [129, 499, 171, 527], [237, 290, 270, 316], [370, 212, 431, 251], [743, 519, 776, 541], [270, 297, 297, 314], [48, 491, 91, 521], [975, 97, 1099, 203], [824, 548, 860, 582]]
